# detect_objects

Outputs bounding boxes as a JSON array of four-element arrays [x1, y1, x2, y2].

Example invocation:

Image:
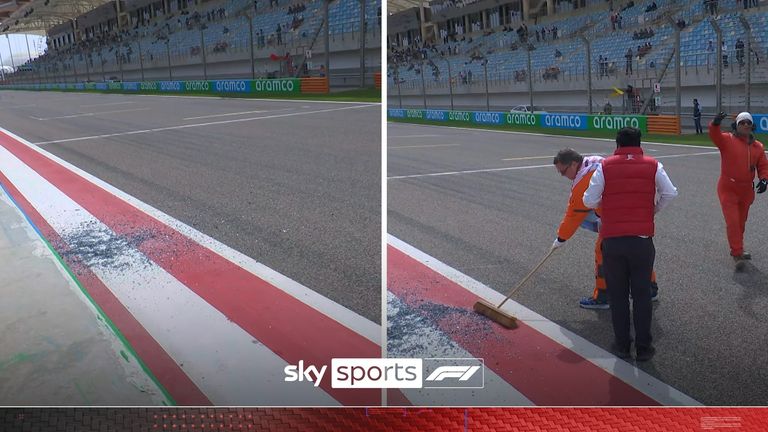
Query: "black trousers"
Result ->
[[602, 236, 655, 349]]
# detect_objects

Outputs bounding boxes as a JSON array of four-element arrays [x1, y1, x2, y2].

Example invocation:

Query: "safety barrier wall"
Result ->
[[299, 78, 330, 93], [647, 115, 681, 135], [0, 78, 305, 95], [388, 109, 650, 134]]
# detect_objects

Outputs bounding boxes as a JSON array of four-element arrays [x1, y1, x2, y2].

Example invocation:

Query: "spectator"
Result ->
[[625, 47, 633, 74], [735, 38, 745, 66], [693, 98, 703, 134]]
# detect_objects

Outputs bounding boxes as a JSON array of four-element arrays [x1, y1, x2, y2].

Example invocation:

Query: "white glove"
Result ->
[[552, 238, 566, 249]]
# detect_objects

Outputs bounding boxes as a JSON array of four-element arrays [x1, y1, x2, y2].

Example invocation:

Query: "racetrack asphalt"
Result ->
[[0, 90, 381, 323], [388, 121, 768, 405]]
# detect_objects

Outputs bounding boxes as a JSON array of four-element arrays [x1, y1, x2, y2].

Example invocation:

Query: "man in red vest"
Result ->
[[709, 111, 768, 270], [583, 128, 677, 361]]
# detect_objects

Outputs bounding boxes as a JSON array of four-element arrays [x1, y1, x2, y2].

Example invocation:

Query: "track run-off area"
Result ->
[[0, 91, 381, 405], [387, 121, 768, 406]]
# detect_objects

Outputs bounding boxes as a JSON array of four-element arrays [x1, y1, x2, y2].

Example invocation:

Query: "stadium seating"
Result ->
[[389, 0, 767, 89], [17, 0, 379, 80]]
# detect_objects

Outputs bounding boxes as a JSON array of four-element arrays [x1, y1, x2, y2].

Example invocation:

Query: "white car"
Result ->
[[510, 105, 547, 114]]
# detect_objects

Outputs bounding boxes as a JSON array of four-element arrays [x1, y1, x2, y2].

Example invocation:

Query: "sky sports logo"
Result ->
[[284, 358, 484, 389]]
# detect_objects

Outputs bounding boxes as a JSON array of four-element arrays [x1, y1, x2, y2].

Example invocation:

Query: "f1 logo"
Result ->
[[425, 366, 481, 382], [423, 358, 484, 389]]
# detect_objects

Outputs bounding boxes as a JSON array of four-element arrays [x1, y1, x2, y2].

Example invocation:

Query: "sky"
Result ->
[[0, 33, 47, 71]]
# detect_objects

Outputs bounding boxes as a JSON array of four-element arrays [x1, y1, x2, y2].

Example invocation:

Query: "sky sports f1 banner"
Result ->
[[388, 109, 649, 133]]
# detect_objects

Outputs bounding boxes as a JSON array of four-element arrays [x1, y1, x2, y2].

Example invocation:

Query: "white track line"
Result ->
[[390, 144, 461, 149], [33, 105, 377, 145], [389, 134, 444, 138], [501, 155, 556, 161], [183, 109, 284, 120], [80, 101, 137, 108], [0, 140, 338, 406], [387, 293, 533, 406], [31, 108, 150, 121], [1, 126, 380, 345], [388, 164, 552, 180], [388, 234, 701, 406], [388, 151, 720, 180]]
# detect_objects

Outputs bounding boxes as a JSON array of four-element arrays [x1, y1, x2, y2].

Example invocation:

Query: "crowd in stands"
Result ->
[[610, 11, 624, 30], [741, 0, 759, 9], [633, 28, 655, 40], [637, 42, 653, 58], [34, 0, 320, 72], [597, 55, 617, 76], [387, 0, 768, 99], [542, 65, 561, 80], [212, 41, 230, 53]]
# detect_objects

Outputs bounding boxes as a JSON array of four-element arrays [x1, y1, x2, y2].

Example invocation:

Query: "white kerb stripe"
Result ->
[[388, 234, 701, 406], [0, 144, 338, 406], [388, 293, 533, 406]]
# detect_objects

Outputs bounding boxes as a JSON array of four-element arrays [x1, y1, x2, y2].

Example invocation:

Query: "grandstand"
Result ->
[[387, 0, 768, 120], [1, 0, 381, 88]]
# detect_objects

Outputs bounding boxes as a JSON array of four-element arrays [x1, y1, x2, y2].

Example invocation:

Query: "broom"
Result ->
[[473, 246, 557, 329]]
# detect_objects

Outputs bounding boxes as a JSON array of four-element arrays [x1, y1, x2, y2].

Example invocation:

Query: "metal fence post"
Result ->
[[445, 57, 454, 111], [710, 17, 723, 113], [200, 26, 208, 80], [483, 59, 490, 111], [738, 15, 752, 112], [421, 59, 427, 109]]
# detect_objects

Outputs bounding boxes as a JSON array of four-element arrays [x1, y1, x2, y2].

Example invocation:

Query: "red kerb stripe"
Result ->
[[388, 245, 660, 406]]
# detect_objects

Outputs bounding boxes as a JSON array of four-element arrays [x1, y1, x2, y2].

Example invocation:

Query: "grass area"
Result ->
[[389, 117, 768, 147], [1, 86, 381, 103]]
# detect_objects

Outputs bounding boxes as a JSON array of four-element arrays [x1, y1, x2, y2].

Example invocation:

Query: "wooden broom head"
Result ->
[[473, 299, 518, 329]]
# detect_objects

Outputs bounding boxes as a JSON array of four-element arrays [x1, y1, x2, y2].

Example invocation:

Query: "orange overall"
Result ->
[[708, 123, 768, 256], [558, 161, 656, 301]]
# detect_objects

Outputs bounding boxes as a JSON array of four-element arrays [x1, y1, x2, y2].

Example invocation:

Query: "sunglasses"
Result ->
[[556, 163, 572, 176], [739, 120, 753, 126]]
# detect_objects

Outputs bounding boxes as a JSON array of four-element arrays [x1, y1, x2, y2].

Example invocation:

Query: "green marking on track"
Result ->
[[74, 381, 92, 405], [0, 353, 34, 369]]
